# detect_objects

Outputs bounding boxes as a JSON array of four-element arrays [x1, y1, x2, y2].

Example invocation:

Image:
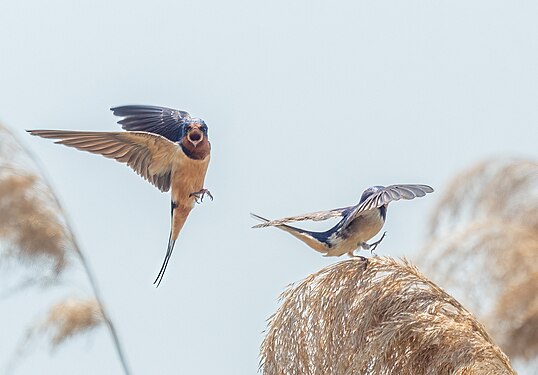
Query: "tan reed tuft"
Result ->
[[421, 157, 538, 367], [260, 257, 515, 375], [0, 124, 132, 374], [0, 173, 69, 273], [429, 157, 538, 237], [494, 272, 538, 360], [39, 298, 104, 346], [0, 125, 72, 274]]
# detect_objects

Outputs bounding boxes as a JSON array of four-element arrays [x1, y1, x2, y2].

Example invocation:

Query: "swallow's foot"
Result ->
[[367, 231, 387, 254], [347, 251, 368, 262], [190, 188, 213, 204], [359, 242, 371, 251]]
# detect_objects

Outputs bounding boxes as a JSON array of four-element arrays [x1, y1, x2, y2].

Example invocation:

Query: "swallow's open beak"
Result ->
[[187, 129, 203, 147]]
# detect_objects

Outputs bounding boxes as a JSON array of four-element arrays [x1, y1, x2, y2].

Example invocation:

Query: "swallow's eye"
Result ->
[[200, 125, 208, 133]]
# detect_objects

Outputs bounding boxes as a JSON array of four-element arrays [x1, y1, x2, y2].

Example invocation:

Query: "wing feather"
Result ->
[[111, 105, 190, 142], [343, 184, 434, 226], [28, 130, 180, 192], [251, 207, 351, 228]]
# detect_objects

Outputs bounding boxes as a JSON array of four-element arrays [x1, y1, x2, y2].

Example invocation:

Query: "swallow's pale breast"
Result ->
[[324, 209, 385, 257]]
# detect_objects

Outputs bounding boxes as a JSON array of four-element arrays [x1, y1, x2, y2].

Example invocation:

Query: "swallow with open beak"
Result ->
[[28, 105, 211, 286], [252, 184, 433, 259]]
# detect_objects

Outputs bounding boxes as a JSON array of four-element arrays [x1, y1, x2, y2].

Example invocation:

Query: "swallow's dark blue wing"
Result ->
[[342, 184, 434, 227], [110, 105, 191, 142]]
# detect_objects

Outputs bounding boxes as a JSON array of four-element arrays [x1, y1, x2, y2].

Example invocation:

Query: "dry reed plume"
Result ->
[[0, 126, 71, 276], [421, 157, 538, 366], [6, 298, 105, 374], [0, 124, 131, 374], [429, 158, 538, 236], [260, 257, 515, 375], [38, 298, 104, 346]]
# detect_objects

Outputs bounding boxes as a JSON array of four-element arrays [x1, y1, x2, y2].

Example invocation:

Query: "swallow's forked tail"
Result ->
[[250, 213, 329, 254], [250, 213, 271, 226], [154, 201, 183, 287], [153, 231, 176, 287]]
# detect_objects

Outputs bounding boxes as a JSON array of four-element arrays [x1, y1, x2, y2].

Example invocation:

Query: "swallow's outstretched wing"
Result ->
[[27, 130, 180, 192], [111, 105, 191, 142], [342, 184, 434, 227], [251, 207, 351, 229]]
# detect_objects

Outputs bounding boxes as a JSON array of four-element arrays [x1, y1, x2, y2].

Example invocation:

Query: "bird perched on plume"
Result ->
[[28, 105, 212, 286], [252, 184, 433, 258]]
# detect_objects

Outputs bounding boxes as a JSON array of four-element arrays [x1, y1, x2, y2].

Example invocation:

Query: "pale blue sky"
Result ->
[[1, 1, 537, 374]]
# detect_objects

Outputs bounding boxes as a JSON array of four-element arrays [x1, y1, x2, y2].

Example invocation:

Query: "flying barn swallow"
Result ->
[[252, 184, 433, 258], [28, 105, 211, 286]]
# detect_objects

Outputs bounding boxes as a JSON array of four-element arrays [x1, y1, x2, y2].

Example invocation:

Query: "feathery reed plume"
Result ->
[[429, 158, 538, 236], [39, 298, 104, 346], [260, 257, 515, 375], [0, 124, 132, 375], [6, 298, 105, 374], [0, 126, 71, 276], [421, 157, 538, 368], [494, 273, 538, 361]]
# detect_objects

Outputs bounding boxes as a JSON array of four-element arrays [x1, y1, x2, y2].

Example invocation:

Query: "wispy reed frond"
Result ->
[[0, 126, 71, 276], [429, 157, 538, 236], [494, 273, 538, 360], [421, 157, 538, 367], [260, 257, 514, 375], [39, 298, 104, 346], [6, 298, 105, 374], [0, 124, 132, 375]]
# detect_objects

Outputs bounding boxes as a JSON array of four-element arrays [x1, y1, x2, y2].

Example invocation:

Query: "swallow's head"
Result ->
[[180, 119, 210, 160], [183, 119, 208, 147], [359, 185, 385, 204]]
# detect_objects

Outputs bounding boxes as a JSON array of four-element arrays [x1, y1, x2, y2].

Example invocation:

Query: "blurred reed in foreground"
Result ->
[[39, 298, 104, 346], [421, 157, 538, 369], [0, 127, 71, 279], [0, 124, 131, 374], [260, 257, 514, 375]]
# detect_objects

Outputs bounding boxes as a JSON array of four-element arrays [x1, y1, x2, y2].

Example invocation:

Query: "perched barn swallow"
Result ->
[[28, 105, 211, 286], [252, 184, 433, 258]]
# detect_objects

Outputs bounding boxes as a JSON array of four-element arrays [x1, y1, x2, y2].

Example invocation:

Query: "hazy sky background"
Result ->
[[1, 1, 537, 374]]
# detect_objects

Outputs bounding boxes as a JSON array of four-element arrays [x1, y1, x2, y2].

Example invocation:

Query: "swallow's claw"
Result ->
[[348, 251, 368, 262], [206, 190, 214, 201], [190, 188, 213, 203], [369, 231, 387, 253]]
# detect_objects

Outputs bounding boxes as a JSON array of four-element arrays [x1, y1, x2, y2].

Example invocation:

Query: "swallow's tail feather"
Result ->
[[250, 213, 329, 254], [250, 213, 270, 225], [154, 232, 176, 287], [153, 202, 190, 287], [250, 208, 350, 228]]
